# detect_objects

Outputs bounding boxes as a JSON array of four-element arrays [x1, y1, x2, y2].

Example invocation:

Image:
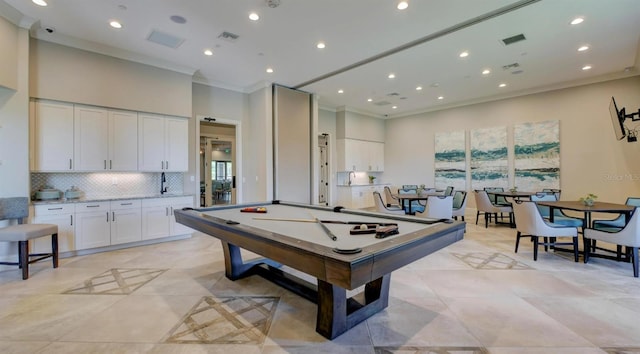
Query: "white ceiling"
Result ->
[[2, 0, 639, 118]]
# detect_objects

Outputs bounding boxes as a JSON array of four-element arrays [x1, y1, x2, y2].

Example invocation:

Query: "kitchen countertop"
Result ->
[[337, 183, 390, 188], [31, 193, 195, 205]]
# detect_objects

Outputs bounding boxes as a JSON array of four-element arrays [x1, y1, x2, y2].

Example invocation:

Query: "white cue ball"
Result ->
[[359, 224, 368, 230]]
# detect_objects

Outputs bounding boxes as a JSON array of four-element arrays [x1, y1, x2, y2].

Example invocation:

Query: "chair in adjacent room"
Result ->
[[473, 190, 513, 228], [383, 186, 401, 208], [451, 190, 468, 221], [512, 200, 579, 262], [398, 188, 425, 214], [541, 188, 562, 200], [373, 191, 405, 215], [592, 197, 640, 231], [584, 206, 640, 277], [0, 197, 59, 280], [415, 195, 453, 220], [402, 185, 418, 190]]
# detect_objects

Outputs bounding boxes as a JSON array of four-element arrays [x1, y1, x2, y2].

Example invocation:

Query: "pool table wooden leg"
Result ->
[[316, 274, 390, 339], [222, 241, 280, 280]]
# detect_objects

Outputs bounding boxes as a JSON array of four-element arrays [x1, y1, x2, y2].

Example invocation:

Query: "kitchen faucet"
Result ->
[[348, 171, 356, 186], [160, 172, 167, 195]]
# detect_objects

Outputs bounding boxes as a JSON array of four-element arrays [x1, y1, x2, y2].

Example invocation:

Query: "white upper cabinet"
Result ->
[[74, 105, 109, 171], [108, 110, 138, 171], [138, 113, 188, 172], [33, 101, 75, 171], [337, 139, 384, 172]]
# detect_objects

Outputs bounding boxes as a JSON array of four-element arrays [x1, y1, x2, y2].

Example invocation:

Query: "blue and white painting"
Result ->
[[514, 120, 560, 191], [434, 130, 466, 190], [471, 126, 508, 190]]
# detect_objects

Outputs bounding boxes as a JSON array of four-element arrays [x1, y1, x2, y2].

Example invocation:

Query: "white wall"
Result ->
[[385, 76, 640, 203], [0, 15, 17, 91], [30, 40, 192, 117]]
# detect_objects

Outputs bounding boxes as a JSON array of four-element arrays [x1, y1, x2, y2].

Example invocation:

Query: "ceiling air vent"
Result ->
[[218, 31, 239, 42], [147, 30, 185, 49], [387, 92, 400, 97], [502, 62, 520, 71], [374, 101, 391, 106], [501, 33, 526, 46]]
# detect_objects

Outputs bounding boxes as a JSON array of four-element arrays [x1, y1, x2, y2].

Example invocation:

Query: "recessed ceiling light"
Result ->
[[437, 96, 444, 100], [367, 98, 373, 102], [499, 83, 507, 88], [338, 89, 344, 94], [416, 86, 422, 91], [578, 45, 589, 52], [32, 0, 47, 6], [109, 21, 123, 29], [570, 17, 584, 25], [204, 49, 213, 56], [582, 65, 592, 71], [316, 42, 325, 49], [266, 68, 274, 73], [397, 1, 409, 10], [482, 69, 491, 75], [430, 83, 440, 88], [392, 106, 398, 109], [459, 51, 469, 58], [388, 73, 395, 79], [249, 12, 259, 21]]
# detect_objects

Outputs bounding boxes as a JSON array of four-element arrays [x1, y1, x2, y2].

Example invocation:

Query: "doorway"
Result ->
[[318, 133, 330, 205], [198, 120, 238, 207]]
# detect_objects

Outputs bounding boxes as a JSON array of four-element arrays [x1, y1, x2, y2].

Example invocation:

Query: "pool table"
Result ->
[[174, 200, 465, 339]]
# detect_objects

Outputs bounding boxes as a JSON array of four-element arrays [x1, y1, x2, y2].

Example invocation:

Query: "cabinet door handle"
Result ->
[[70, 215, 73, 226], [86, 205, 100, 208], [110, 160, 112, 169], [170, 207, 174, 216], [121, 202, 132, 206], [69, 159, 72, 170], [112, 211, 115, 222], [48, 207, 63, 210], [161, 161, 164, 170], [104, 160, 107, 169], [107, 212, 109, 222], [165, 161, 169, 170], [166, 207, 169, 216]]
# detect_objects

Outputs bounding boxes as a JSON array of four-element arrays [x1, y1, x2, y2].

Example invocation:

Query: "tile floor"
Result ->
[[1, 211, 640, 354]]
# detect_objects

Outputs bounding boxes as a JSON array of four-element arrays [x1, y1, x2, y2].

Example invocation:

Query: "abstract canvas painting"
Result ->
[[434, 130, 466, 190], [514, 120, 560, 191], [470, 126, 508, 190]]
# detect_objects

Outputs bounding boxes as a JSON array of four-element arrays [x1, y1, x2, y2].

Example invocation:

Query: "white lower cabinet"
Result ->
[[142, 196, 193, 240], [32, 204, 76, 253], [337, 185, 387, 209], [75, 202, 111, 250], [75, 199, 143, 250], [110, 200, 142, 245]]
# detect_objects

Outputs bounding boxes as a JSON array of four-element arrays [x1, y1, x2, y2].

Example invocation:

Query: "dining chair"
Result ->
[[473, 190, 513, 228], [444, 186, 454, 196], [415, 195, 453, 220], [592, 197, 640, 230], [530, 193, 583, 228], [373, 191, 405, 215], [584, 206, 640, 277], [0, 197, 59, 279], [541, 188, 562, 200], [402, 185, 418, 190], [383, 186, 401, 208], [451, 190, 468, 221], [512, 200, 579, 262], [398, 188, 425, 214]]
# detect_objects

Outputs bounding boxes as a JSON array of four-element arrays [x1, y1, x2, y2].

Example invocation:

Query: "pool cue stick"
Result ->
[[314, 217, 338, 241], [252, 216, 397, 226]]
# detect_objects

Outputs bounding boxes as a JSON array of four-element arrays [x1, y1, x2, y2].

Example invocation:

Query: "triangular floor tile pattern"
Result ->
[[453, 252, 532, 270], [164, 296, 279, 344], [63, 268, 167, 295]]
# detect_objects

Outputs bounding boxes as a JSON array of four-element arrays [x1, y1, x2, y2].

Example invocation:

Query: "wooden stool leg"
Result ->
[[52, 233, 59, 268], [19, 241, 29, 280]]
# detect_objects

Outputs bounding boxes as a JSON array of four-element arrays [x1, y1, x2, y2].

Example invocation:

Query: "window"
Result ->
[[211, 161, 232, 181]]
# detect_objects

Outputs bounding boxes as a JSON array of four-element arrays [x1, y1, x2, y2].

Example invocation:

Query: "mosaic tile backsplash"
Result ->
[[30, 172, 184, 200]]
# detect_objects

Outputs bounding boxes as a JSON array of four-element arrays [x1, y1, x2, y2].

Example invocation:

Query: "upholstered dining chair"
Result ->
[[0, 197, 59, 279], [373, 191, 405, 215], [473, 190, 513, 228], [592, 197, 640, 230], [512, 200, 579, 262], [541, 188, 562, 200], [451, 190, 468, 221], [530, 193, 583, 228], [584, 206, 640, 277], [398, 188, 424, 214], [415, 195, 453, 220], [444, 186, 454, 196], [383, 186, 401, 208]]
